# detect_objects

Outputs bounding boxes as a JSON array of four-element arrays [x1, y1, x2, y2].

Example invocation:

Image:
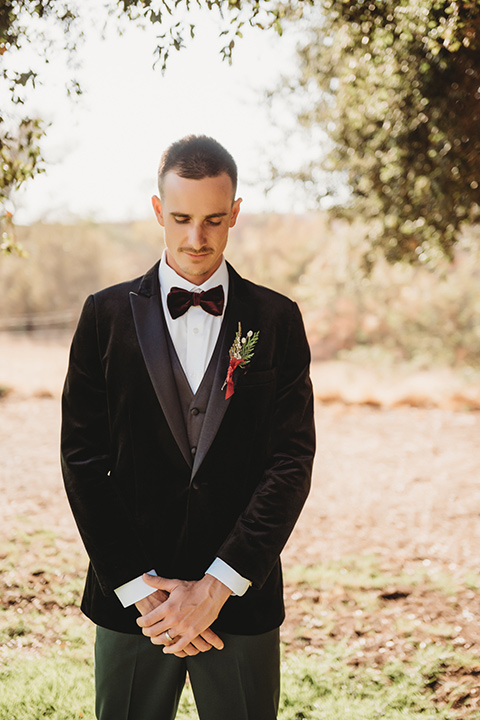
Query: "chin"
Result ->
[[184, 260, 218, 277], [183, 264, 210, 276]]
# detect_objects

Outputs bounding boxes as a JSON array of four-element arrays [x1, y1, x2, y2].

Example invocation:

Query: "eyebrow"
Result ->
[[170, 212, 229, 219]]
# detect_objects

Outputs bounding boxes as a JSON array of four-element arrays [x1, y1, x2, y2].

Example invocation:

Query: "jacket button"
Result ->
[[191, 407, 199, 416], [191, 446, 197, 455]]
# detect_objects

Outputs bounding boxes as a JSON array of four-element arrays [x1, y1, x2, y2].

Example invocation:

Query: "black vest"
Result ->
[[166, 331, 218, 461]]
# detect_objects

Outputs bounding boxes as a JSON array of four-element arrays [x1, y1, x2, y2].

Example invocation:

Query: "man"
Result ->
[[61, 135, 315, 720]]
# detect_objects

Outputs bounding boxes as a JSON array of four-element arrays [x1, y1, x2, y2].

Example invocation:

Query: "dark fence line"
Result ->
[[0, 310, 76, 331]]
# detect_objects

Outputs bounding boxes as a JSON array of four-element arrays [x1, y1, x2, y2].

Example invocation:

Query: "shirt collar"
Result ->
[[159, 249, 229, 299]]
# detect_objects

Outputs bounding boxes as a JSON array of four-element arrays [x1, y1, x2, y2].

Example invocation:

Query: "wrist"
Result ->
[[206, 558, 251, 597], [201, 573, 232, 604]]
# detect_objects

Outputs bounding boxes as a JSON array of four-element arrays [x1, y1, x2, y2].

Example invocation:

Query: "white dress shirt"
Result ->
[[114, 252, 251, 608], [159, 250, 229, 393]]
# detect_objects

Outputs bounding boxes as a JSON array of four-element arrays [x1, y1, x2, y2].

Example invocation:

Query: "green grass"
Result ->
[[284, 554, 480, 594], [280, 645, 459, 720], [0, 653, 94, 720], [1, 642, 476, 720], [2, 532, 479, 719]]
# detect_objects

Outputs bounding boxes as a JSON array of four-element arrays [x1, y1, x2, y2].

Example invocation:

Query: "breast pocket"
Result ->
[[232, 369, 277, 426], [237, 368, 277, 388]]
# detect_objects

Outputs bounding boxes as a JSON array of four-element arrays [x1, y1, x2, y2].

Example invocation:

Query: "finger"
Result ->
[[163, 640, 200, 656], [135, 589, 169, 617], [139, 610, 180, 635], [182, 643, 200, 656], [137, 594, 177, 629], [188, 635, 213, 653], [142, 574, 178, 593], [164, 630, 175, 644], [137, 607, 168, 629], [141, 621, 171, 638], [161, 625, 224, 654], [149, 631, 174, 647], [200, 628, 224, 650], [162, 631, 211, 655], [162, 634, 193, 655], [147, 634, 191, 656]]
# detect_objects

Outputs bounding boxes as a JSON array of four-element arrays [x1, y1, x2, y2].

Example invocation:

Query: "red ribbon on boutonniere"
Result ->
[[222, 322, 259, 399]]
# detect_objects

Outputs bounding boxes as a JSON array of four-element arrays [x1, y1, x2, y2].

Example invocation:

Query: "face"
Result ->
[[152, 171, 242, 285]]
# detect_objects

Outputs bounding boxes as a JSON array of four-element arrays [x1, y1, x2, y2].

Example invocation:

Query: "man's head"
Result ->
[[157, 135, 238, 200], [152, 135, 242, 285]]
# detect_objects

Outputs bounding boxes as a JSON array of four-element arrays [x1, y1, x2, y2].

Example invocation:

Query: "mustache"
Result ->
[[179, 248, 214, 256]]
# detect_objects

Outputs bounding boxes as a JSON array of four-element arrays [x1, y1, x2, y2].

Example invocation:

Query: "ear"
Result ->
[[151, 195, 165, 226], [229, 197, 242, 228]]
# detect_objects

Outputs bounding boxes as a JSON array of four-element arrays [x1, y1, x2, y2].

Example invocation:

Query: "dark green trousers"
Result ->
[[94, 626, 280, 720]]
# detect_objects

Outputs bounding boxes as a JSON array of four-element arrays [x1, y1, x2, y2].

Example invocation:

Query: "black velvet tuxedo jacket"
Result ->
[[61, 261, 315, 636]]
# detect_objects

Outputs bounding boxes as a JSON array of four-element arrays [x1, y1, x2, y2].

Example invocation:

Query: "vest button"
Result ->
[[191, 446, 197, 455], [191, 407, 199, 416]]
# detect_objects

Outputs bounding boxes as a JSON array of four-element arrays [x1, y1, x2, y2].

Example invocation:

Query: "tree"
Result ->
[[0, 118, 44, 254], [0, 0, 312, 253], [5, 1, 477, 266], [274, 0, 480, 265], [1, 0, 84, 253]]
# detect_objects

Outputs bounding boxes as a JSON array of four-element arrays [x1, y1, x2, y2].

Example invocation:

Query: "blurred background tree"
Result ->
[[1, 0, 479, 264], [0, 118, 44, 255], [0, 0, 82, 254], [274, 0, 480, 266], [0, 0, 310, 253]]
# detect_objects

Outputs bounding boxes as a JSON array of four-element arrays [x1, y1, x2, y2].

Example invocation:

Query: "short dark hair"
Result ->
[[158, 135, 238, 198]]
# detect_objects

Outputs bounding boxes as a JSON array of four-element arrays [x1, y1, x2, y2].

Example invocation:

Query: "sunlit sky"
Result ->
[[6, 6, 314, 225]]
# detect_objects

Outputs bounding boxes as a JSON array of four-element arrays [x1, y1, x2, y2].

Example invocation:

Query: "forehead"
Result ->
[[161, 172, 235, 214]]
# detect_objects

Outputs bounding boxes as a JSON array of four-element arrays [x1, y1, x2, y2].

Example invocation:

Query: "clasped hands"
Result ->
[[135, 573, 231, 658]]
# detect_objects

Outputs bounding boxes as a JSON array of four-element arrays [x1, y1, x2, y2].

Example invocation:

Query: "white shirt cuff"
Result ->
[[114, 569, 157, 608], [206, 558, 251, 597]]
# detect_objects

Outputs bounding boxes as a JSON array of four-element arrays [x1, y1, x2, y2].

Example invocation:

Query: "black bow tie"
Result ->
[[167, 285, 225, 320]]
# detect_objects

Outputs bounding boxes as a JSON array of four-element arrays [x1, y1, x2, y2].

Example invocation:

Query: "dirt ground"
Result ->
[[2, 331, 480, 714], [2, 331, 480, 571]]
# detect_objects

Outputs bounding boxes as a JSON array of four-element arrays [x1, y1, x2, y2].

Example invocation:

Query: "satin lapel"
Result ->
[[191, 266, 251, 479], [129, 269, 192, 469]]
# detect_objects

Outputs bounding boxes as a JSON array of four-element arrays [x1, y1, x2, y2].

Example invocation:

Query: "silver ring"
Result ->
[[165, 630, 173, 643]]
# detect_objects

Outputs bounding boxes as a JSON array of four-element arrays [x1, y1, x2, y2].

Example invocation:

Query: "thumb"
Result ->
[[143, 573, 177, 592]]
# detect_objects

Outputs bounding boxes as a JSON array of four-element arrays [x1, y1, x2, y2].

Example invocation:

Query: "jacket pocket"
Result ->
[[237, 368, 276, 387]]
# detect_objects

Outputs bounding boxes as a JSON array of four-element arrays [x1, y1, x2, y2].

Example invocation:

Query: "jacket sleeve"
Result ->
[[216, 301, 316, 589], [61, 295, 151, 595]]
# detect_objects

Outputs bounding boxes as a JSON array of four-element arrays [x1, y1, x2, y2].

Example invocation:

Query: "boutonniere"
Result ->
[[222, 322, 259, 399]]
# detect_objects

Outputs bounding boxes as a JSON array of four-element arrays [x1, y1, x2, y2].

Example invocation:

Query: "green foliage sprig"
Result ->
[[229, 322, 260, 365]]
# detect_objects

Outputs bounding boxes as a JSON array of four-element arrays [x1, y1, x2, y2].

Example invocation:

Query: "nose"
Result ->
[[188, 224, 205, 249]]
